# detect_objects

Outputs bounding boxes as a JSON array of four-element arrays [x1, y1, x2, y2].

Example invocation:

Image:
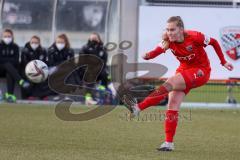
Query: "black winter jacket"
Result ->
[[0, 40, 19, 65], [48, 44, 74, 67], [21, 42, 48, 67], [79, 40, 108, 69]]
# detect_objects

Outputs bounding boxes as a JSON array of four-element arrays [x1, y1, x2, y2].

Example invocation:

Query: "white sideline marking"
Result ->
[[0, 100, 239, 109], [181, 102, 240, 109]]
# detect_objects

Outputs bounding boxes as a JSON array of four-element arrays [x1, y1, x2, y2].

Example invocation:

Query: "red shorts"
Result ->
[[176, 67, 211, 95]]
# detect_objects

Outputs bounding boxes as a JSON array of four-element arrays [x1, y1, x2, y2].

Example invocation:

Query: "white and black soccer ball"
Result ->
[[25, 60, 48, 83]]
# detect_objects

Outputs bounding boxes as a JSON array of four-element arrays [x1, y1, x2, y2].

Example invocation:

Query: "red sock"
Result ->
[[138, 85, 169, 111], [138, 93, 168, 110], [165, 110, 179, 143]]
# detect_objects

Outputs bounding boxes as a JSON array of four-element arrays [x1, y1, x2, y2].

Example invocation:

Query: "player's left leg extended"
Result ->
[[122, 73, 185, 116], [157, 91, 185, 151]]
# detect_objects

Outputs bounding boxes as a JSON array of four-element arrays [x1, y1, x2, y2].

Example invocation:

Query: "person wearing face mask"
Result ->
[[48, 34, 76, 101], [48, 34, 74, 67], [21, 35, 53, 100], [0, 29, 30, 102], [21, 36, 48, 68], [79, 32, 109, 105]]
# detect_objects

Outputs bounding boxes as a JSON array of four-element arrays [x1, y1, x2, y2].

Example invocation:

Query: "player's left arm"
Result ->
[[208, 38, 233, 71], [196, 32, 233, 71]]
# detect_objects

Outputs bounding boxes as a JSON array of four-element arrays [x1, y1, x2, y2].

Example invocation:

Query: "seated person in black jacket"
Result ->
[[79, 32, 109, 104], [48, 34, 76, 100], [21, 35, 54, 100], [48, 34, 74, 67], [0, 29, 29, 102]]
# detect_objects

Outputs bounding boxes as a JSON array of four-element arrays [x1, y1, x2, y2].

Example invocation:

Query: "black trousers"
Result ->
[[21, 80, 56, 99], [57, 67, 109, 98], [20, 65, 56, 99], [0, 63, 22, 94], [76, 67, 109, 87], [97, 69, 109, 88], [81, 68, 109, 98]]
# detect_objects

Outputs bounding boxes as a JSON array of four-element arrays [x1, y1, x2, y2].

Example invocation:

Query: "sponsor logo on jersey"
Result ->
[[186, 45, 193, 52], [176, 53, 196, 61], [40, 55, 44, 60], [220, 26, 240, 60], [170, 49, 195, 61]]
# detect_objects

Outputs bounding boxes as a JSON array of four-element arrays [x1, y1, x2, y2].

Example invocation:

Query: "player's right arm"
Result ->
[[142, 45, 166, 60], [143, 32, 169, 60]]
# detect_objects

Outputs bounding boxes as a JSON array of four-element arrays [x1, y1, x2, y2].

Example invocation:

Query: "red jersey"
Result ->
[[169, 30, 211, 69], [145, 30, 227, 70]]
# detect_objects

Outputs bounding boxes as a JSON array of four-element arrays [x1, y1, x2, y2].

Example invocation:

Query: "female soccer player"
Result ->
[[123, 16, 233, 151]]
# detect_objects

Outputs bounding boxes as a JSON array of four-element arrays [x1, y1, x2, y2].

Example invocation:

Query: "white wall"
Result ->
[[138, 6, 240, 79]]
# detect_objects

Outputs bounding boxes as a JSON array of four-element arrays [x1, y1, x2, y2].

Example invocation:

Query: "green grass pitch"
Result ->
[[0, 104, 240, 160], [183, 84, 240, 103]]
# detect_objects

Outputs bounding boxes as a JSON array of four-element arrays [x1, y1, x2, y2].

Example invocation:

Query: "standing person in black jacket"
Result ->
[[0, 29, 29, 102], [79, 32, 109, 105], [21, 35, 53, 100]]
